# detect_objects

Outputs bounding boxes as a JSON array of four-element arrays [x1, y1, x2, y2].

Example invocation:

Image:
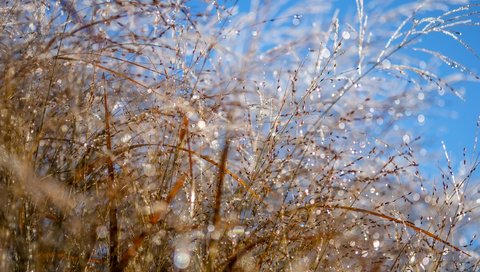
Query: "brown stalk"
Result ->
[[165, 174, 187, 205], [114, 173, 188, 270], [213, 139, 229, 226], [184, 115, 195, 217], [208, 137, 230, 271], [103, 76, 119, 271], [220, 236, 270, 272], [313, 204, 471, 257], [61, 52, 164, 76], [115, 117, 191, 271], [88, 116, 193, 271], [54, 56, 148, 89], [32, 13, 70, 164]]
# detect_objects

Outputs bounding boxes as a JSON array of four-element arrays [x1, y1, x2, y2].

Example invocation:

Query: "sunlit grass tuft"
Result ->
[[1, 0, 480, 271]]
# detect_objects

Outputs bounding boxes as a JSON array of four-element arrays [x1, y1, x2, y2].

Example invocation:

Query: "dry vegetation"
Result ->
[[1, 0, 480, 271]]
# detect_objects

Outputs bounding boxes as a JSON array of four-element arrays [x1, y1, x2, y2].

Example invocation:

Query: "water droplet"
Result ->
[[413, 193, 420, 201], [419, 61, 427, 69], [359, 141, 366, 148], [207, 224, 215, 232], [292, 14, 302, 26], [143, 163, 156, 177], [60, 125, 68, 133], [232, 226, 245, 235], [121, 134, 131, 143], [174, 250, 191, 269], [373, 240, 380, 248], [251, 30, 258, 36], [417, 114, 425, 124], [403, 134, 410, 144], [197, 120, 206, 129], [410, 255, 416, 263], [338, 122, 345, 129], [422, 256, 430, 265], [321, 48, 331, 59], [381, 59, 391, 69], [417, 92, 425, 100], [342, 31, 351, 40]]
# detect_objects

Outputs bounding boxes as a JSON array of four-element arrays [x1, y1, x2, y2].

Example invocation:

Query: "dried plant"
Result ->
[[1, 0, 480, 271]]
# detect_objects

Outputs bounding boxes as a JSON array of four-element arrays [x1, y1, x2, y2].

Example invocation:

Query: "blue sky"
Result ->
[[426, 28, 480, 155]]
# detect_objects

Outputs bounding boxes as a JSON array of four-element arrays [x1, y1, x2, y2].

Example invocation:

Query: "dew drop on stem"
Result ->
[[292, 14, 302, 26]]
